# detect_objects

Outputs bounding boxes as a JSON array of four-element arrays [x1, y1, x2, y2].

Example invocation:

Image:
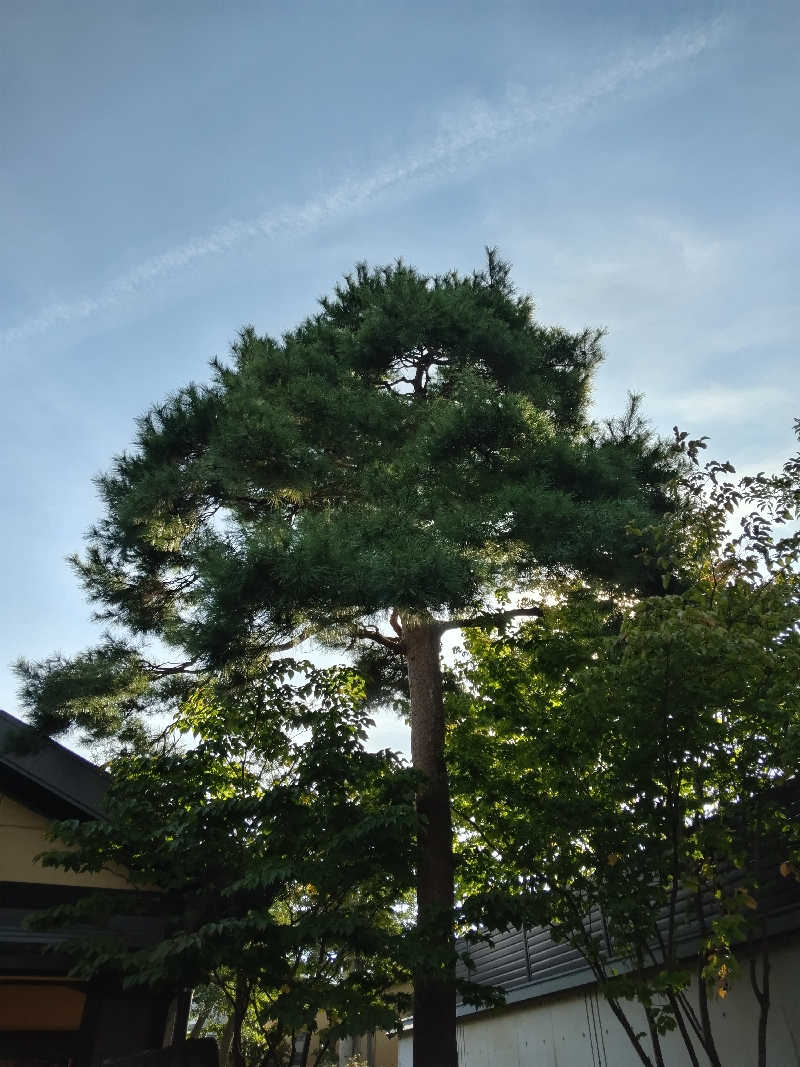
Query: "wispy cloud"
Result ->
[[1, 16, 730, 348], [667, 385, 791, 422]]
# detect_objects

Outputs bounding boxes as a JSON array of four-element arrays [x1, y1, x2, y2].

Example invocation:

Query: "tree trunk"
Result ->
[[644, 1006, 666, 1067], [605, 997, 656, 1067], [230, 976, 249, 1067], [665, 992, 702, 1067], [749, 813, 771, 1067], [220, 1010, 236, 1067], [189, 1001, 213, 1040], [297, 1028, 313, 1067], [750, 919, 771, 1067], [404, 617, 458, 1067], [694, 888, 723, 1067]]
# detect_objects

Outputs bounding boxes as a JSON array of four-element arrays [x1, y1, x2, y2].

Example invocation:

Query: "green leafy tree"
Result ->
[[448, 429, 800, 1067], [17, 252, 680, 1067], [30, 663, 418, 1067]]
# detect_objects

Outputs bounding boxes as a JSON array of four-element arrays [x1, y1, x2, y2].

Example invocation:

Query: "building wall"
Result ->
[[397, 934, 800, 1067], [374, 1027, 400, 1067], [339, 1028, 400, 1067], [0, 791, 129, 889], [0, 756, 173, 1067], [0, 982, 86, 1029]]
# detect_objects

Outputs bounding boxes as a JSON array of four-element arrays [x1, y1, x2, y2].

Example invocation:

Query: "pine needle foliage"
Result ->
[[16, 251, 687, 1067]]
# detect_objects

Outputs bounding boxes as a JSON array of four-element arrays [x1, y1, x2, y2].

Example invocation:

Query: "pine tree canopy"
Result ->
[[16, 251, 692, 1067], [56, 253, 677, 693]]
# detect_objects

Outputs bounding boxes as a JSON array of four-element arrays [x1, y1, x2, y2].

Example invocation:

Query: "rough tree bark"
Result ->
[[404, 615, 458, 1067]]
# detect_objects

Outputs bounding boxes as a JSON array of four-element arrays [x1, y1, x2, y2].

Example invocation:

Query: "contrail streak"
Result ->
[[1, 17, 728, 348]]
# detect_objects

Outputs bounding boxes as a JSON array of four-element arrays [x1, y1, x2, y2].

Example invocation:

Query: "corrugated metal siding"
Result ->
[[458, 909, 610, 999], [524, 923, 589, 985], [460, 928, 530, 992], [458, 789, 800, 1008]]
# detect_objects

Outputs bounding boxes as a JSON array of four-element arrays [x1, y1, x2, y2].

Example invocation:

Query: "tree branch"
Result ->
[[267, 628, 316, 653], [353, 627, 404, 652], [451, 801, 506, 858], [437, 606, 544, 634], [145, 658, 201, 677]]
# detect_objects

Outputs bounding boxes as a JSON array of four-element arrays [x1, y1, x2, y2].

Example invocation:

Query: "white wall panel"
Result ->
[[398, 934, 800, 1067]]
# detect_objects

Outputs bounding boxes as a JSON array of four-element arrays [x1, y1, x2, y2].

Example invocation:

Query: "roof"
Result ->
[[0, 713, 159, 972], [0, 709, 109, 820], [458, 882, 800, 1017], [455, 783, 800, 1017]]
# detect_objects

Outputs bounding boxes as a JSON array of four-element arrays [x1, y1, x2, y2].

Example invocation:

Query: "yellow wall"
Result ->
[[341, 1025, 400, 1067], [374, 1027, 399, 1067], [0, 792, 130, 889]]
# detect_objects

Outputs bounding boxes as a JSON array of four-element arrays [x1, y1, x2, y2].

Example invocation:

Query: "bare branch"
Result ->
[[144, 658, 201, 677], [268, 628, 315, 653], [353, 626, 404, 652]]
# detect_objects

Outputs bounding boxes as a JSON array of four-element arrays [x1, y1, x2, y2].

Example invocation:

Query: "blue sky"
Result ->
[[1, 1, 798, 750]]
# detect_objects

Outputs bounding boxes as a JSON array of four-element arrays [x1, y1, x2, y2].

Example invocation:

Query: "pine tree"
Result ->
[[18, 251, 680, 1067]]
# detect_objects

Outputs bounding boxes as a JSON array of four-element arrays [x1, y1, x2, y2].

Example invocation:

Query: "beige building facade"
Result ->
[[0, 709, 184, 1067]]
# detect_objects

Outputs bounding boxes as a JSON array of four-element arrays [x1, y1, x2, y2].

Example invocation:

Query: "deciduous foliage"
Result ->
[[31, 663, 418, 1067], [17, 252, 681, 1067], [448, 428, 800, 1067]]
